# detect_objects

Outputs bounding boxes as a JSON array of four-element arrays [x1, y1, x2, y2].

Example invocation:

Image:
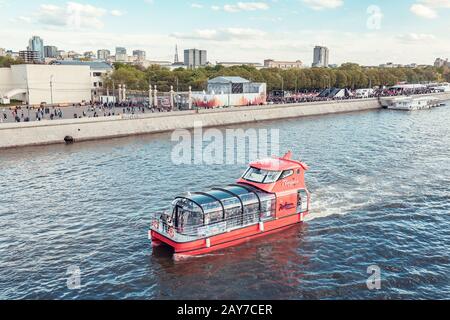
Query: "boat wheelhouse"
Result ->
[[149, 152, 310, 257]]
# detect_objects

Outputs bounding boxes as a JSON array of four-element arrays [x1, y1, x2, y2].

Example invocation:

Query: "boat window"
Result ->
[[240, 193, 257, 204], [172, 199, 204, 228], [242, 167, 282, 184], [205, 209, 223, 225], [279, 170, 294, 180], [176, 207, 203, 228]]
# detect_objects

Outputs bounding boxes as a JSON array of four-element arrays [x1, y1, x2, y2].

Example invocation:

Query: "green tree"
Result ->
[[104, 63, 444, 93], [0, 56, 25, 67]]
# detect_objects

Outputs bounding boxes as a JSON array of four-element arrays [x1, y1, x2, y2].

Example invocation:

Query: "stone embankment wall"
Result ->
[[1, 92, 449, 149]]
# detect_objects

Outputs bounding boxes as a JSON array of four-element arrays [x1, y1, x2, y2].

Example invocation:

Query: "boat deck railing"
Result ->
[[150, 210, 275, 243]]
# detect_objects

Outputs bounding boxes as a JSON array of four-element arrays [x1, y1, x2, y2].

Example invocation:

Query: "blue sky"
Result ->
[[0, 0, 448, 65]]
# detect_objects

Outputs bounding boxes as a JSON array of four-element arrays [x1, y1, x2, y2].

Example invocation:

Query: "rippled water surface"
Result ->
[[1, 104, 449, 299]]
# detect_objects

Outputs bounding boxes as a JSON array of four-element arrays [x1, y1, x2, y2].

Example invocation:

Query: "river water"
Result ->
[[0, 104, 449, 300]]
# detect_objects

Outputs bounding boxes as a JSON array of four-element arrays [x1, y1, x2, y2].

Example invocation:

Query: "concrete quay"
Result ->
[[1, 93, 450, 149]]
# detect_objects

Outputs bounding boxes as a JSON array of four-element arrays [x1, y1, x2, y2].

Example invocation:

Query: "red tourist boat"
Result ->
[[149, 152, 310, 257]]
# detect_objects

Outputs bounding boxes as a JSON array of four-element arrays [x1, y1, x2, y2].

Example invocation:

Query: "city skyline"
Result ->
[[0, 0, 449, 65]]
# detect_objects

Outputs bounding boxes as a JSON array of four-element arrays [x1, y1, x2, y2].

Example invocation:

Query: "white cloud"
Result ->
[[110, 10, 124, 17], [2, 0, 449, 66], [191, 3, 204, 9], [1, 25, 448, 66], [171, 27, 266, 41], [11, 16, 32, 23], [302, 0, 343, 10], [396, 33, 436, 43], [410, 0, 450, 18], [419, 0, 450, 8], [35, 2, 107, 29], [214, 2, 269, 13], [410, 3, 438, 18]]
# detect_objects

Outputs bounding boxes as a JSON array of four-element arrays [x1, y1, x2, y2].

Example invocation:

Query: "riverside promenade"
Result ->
[[1, 93, 450, 149]]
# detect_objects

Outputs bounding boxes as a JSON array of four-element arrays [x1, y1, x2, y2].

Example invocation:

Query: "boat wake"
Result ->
[[305, 176, 378, 221]]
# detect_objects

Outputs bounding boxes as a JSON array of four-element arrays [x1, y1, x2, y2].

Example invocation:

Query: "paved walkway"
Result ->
[[0, 105, 164, 124]]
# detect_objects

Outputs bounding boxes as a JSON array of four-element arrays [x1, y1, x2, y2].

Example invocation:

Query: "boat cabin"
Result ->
[[165, 185, 276, 241]]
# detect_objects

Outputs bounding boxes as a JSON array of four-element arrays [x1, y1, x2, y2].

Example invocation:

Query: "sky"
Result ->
[[0, 0, 449, 66]]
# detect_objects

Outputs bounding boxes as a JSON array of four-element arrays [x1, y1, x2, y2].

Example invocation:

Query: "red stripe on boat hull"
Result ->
[[150, 211, 307, 256]]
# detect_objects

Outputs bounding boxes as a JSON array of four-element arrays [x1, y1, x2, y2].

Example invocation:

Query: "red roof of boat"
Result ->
[[250, 151, 309, 171]]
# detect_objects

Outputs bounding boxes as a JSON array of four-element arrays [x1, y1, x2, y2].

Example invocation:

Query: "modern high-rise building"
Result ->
[[97, 49, 111, 61], [115, 47, 127, 62], [313, 46, 329, 68], [132, 50, 146, 61], [184, 49, 207, 68], [44, 46, 58, 58], [28, 36, 44, 61]]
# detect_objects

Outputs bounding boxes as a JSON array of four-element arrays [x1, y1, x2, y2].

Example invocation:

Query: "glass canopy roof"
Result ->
[[174, 184, 275, 215]]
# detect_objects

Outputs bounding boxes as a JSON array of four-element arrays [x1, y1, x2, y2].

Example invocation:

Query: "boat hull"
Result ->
[[149, 211, 308, 256]]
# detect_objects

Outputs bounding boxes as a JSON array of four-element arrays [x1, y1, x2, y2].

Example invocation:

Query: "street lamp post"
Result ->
[[276, 74, 284, 100], [50, 75, 54, 106], [175, 77, 179, 109], [229, 80, 232, 108], [23, 76, 30, 112]]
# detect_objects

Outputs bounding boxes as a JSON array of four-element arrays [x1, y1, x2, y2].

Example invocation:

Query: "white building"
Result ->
[[264, 59, 303, 69], [97, 49, 110, 61], [115, 47, 127, 62], [0, 48, 6, 57], [434, 58, 449, 68], [132, 50, 146, 62], [51, 61, 113, 100], [0, 64, 91, 105]]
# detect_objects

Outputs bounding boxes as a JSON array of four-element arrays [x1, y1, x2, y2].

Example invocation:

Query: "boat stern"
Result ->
[[149, 218, 176, 249]]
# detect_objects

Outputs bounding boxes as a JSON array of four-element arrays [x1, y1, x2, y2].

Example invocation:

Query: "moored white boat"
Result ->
[[386, 96, 441, 111]]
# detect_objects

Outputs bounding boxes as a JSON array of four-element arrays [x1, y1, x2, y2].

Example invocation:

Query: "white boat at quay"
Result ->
[[381, 96, 441, 111]]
